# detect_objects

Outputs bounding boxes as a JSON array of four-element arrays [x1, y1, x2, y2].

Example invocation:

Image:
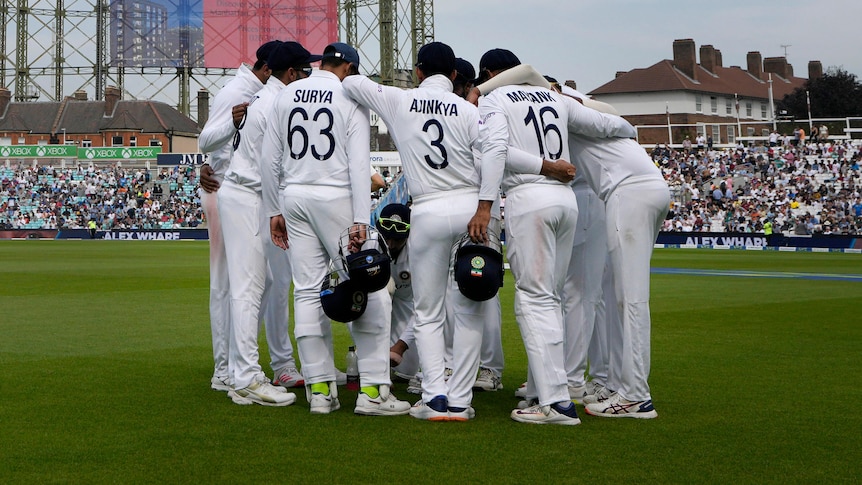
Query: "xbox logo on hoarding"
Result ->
[[0, 147, 10, 157], [86, 149, 95, 159], [36, 147, 46, 156], [122, 148, 132, 158]]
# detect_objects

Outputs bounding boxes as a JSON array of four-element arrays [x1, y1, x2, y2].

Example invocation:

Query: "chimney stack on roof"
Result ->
[[672, 39, 697, 81], [808, 60, 823, 79], [564, 80, 577, 90], [699, 45, 716, 74], [0, 87, 11, 116], [105, 86, 121, 116], [197, 89, 210, 128], [714, 49, 723, 68], [73, 89, 88, 101], [763, 57, 791, 79], [746, 51, 763, 80]]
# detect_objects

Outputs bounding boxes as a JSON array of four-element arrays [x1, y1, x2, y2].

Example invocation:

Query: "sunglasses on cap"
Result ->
[[378, 217, 410, 233], [295, 65, 313, 77], [232, 110, 247, 151]]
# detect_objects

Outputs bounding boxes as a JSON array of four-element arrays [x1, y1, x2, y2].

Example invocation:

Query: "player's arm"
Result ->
[[476, 64, 551, 95], [261, 101, 289, 250], [564, 97, 637, 139], [342, 75, 400, 126], [473, 96, 510, 242], [199, 99, 248, 157], [347, 104, 373, 226], [506, 146, 575, 183]]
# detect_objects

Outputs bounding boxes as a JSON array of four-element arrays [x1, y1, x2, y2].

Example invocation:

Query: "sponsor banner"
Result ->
[[0, 145, 78, 158], [56, 229, 210, 240], [78, 147, 162, 160], [157, 153, 208, 166], [656, 232, 860, 250], [370, 151, 402, 166], [0, 229, 59, 239]]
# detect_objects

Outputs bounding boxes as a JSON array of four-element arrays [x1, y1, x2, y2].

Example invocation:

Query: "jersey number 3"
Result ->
[[422, 119, 448, 169]]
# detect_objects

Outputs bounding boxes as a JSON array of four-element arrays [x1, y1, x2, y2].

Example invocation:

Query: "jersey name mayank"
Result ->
[[293, 89, 333, 104], [409, 99, 458, 116], [505, 90, 556, 104]]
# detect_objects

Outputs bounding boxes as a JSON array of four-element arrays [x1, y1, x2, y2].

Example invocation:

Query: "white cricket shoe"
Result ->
[[514, 381, 528, 398], [511, 401, 581, 425], [272, 367, 304, 388], [409, 395, 449, 421], [230, 376, 296, 407], [447, 406, 476, 422], [211, 375, 231, 392], [473, 367, 503, 391], [406, 372, 423, 395], [584, 393, 658, 419], [354, 385, 410, 416], [307, 382, 341, 414], [581, 382, 613, 405]]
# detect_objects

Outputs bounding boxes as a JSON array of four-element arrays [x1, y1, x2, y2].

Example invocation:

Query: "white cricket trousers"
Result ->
[[561, 186, 607, 388], [506, 183, 578, 407], [408, 188, 485, 409], [605, 176, 670, 402], [261, 211, 297, 373], [201, 188, 230, 381], [390, 294, 420, 377], [281, 185, 391, 388], [218, 182, 268, 389]]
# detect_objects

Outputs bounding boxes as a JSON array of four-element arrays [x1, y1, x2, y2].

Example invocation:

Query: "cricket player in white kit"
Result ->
[[478, 49, 639, 425], [342, 42, 495, 421], [198, 41, 278, 393], [263, 42, 409, 416], [216, 41, 326, 406]]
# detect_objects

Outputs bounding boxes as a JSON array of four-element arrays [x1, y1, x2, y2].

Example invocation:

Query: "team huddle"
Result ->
[[198, 39, 670, 426]]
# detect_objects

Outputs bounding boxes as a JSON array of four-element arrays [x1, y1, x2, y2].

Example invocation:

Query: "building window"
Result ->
[[747, 127, 755, 136], [712, 125, 721, 144], [696, 124, 706, 137], [746, 102, 752, 117], [762, 128, 770, 136], [761, 103, 767, 119], [695, 94, 702, 113], [82, 139, 92, 147], [129, 136, 137, 147], [710, 96, 717, 114], [727, 126, 736, 144], [65, 140, 76, 146], [149, 139, 162, 147], [112, 136, 123, 146], [18, 137, 26, 144], [726, 99, 732, 115]]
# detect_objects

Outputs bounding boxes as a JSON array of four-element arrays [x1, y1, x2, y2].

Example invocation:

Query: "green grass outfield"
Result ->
[[1, 241, 860, 483]]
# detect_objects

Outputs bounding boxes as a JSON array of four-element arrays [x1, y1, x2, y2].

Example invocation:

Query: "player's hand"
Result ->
[[466, 87, 481, 106], [270, 215, 289, 250], [468, 201, 493, 243], [348, 223, 367, 253], [232, 103, 249, 129], [199, 164, 220, 193], [540, 159, 576, 183]]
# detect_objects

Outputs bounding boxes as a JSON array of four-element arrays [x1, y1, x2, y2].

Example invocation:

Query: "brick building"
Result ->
[[0, 86, 201, 153], [589, 39, 821, 146]]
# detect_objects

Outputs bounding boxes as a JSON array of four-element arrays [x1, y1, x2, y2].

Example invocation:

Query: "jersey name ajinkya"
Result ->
[[408, 98, 459, 116], [293, 89, 334, 104]]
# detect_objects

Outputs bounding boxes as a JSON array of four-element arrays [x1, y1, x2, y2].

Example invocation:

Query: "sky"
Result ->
[[433, 0, 862, 94]]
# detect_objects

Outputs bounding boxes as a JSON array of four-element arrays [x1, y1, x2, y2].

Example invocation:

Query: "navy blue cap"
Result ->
[[454, 58, 476, 85], [322, 42, 360, 68], [416, 42, 456, 76], [256, 40, 282, 62], [267, 41, 322, 71], [479, 48, 521, 72]]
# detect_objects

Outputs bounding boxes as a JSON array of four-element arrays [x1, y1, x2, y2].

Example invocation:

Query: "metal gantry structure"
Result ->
[[0, 0, 433, 122]]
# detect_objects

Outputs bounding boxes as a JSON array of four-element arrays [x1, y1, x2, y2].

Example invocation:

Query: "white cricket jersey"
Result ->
[[224, 76, 285, 192], [198, 64, 264, 179], [568, 135, 664, 201], [261, 69, 371, 224], [479, 84, 637, 193], [343, 74, 493, 201]]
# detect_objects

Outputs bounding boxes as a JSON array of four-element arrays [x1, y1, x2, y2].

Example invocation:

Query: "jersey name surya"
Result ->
[[409, 99, 459, 116], [293, 89, 333, 104]]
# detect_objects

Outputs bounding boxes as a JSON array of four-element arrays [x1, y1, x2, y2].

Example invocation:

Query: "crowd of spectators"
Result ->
[[2, 137, 861, 236], [0, 163, 203, 230], [658, 137, 862, 235]]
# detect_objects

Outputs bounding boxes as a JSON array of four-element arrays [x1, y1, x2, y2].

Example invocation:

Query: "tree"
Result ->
[[777, 67, 862, 118]]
